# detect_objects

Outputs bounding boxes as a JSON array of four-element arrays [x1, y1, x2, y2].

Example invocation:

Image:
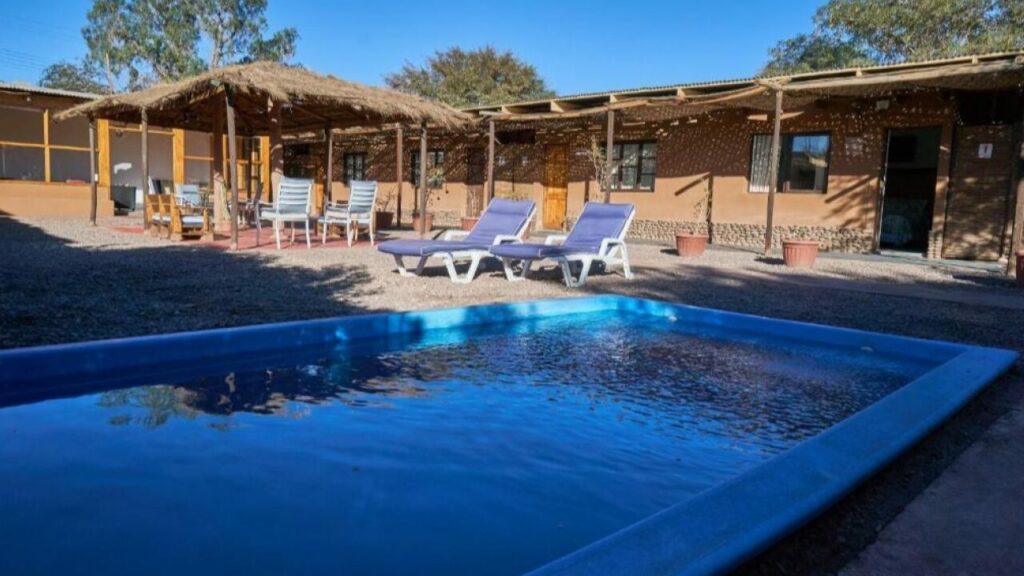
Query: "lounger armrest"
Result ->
[[599, 237, 626, 255], [443, 230, 471, 241], [491, 234, 521, 245], [544, 234, 568, 246]]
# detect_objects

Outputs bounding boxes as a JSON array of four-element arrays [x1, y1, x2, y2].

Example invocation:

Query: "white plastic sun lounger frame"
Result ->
[[501, 207, 636, 288], [394, 204, 537, 284]]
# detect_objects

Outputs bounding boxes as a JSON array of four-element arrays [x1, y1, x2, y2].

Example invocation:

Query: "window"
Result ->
[[608, 141, 657, 191], [749, 133, 831, 193], [411, 149, 445, 188], [0, 105, 94, 183], [343, 152, 367, 183]]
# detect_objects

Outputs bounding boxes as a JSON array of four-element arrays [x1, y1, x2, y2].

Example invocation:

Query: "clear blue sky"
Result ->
[[0, 0, 823, 95]]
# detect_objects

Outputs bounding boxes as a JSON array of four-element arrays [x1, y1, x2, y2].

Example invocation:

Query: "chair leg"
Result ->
[[347, 222, 354, 247], [305, 220, 311, 249], [274, 220, 282, 250], [394, 255, 421, 277], [559, 257, 594, 288], [619, 244, 634, 279], [443, 253, 482, 284], [322, 220, 328, 245], [501, 258, 532, 282]]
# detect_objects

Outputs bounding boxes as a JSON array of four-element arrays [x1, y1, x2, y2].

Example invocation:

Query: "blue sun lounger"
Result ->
[[490, 202, 635, 288], [377, 199, 536, 284]]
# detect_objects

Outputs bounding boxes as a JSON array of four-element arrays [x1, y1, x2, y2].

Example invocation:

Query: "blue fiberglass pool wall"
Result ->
[[0, 296, 1015, 576]]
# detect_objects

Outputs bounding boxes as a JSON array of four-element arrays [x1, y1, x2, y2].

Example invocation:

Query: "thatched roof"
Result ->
[[56, 61, 470, 132]]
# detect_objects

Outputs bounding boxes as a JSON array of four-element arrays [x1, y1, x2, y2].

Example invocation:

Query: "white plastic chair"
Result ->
[[321, 180, 379, 246], [259, 177, 314, 249]]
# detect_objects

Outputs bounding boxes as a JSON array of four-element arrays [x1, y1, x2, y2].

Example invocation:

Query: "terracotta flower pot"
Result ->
[[412, 212, 434, 234], [375, 211, 394, 229], [461, 216, 479, 231], [782, 240, 819, 268], [1016, 251, 1024, 287], [675, 233, 708, 257]]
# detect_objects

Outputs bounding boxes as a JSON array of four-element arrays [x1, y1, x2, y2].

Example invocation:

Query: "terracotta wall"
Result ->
[[942, 124, 1016, 259], [0, 181, 114, 218], [292, 92, 1017, 258]]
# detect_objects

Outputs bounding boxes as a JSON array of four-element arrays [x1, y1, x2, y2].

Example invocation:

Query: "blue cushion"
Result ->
[[490, 243, 581, 260], [464, 199, 534, 244], [377, 240, 492, 257], [181, 216, 205, 226], [561, 203, 633, 253]]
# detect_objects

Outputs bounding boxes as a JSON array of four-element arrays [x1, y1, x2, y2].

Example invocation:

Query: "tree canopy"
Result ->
[[51, 0, 298, 92], [385, 46, 555, 108], [38, 60, 108, 94], [763, 0, 1024, 76]]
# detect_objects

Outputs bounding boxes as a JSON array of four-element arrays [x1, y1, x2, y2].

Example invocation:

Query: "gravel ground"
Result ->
[[2, 215, 1023, 574]]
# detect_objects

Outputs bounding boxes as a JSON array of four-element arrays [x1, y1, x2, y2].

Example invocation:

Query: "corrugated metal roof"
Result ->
[[464, 50, 1024, 112], [0, 81, 100, 100]]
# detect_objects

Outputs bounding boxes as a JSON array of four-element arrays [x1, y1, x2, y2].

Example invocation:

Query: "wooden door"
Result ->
[[543, 144, 569, 230]]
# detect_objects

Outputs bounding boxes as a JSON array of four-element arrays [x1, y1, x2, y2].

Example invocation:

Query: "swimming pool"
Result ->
[[0, 296, 1014, 575]]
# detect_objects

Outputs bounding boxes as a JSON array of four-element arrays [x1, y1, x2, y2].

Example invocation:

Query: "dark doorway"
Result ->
[[878, 127, 942, 252]]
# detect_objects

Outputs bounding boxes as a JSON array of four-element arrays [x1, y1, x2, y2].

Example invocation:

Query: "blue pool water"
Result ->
[[0, 308, 941, 576]]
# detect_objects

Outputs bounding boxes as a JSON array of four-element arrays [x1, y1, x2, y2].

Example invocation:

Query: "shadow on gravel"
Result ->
[[0, 217, 378, 350]]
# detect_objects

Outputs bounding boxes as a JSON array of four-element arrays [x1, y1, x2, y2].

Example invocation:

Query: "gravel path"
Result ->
[[2, 215, 1023, 575]]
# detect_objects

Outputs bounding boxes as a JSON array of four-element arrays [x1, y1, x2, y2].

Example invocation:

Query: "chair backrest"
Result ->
[[175, 183, 202, 207], [563, 202, 635, 252], [275, 177, 313, 214], [347, 180, 378, 216], [465, 199, 536, 244]]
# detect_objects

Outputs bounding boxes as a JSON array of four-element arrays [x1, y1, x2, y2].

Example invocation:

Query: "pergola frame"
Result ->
[[61, 62, 469, 249]]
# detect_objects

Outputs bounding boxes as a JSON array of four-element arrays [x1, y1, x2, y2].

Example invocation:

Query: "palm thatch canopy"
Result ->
[[56, 61, 470, 132]]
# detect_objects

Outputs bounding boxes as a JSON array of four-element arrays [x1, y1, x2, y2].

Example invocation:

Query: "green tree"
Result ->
[[38, 60, 108, 94], [763, 0, 1024, 75], [77, 0, 298, 91], [385, 46, 555, 108]]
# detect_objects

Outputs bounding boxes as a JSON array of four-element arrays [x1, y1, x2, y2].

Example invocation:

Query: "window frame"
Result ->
[[343, 151, 367, 184], [0, 105, 94, 184], [410, 149, 445, 188], [748, 131, 832, 195], [606, 140, 657, 192]]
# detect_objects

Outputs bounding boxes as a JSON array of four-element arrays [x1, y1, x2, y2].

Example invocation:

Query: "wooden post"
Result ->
[[487, 118, 496, 201], [268, 100, 284, 199], [764, 90, 784, 255], [605, 109, 615, 203], [212, 101, 226, 229], [226, 91, 239, 250], [141, 108, 150, 230], [88, 116, 97, 225], [419, 122, 428, 238], [396, 125, 404, 226], [97, 120, 110, 190], [1007, 112, 1024, 275], [172, 128, 185, 189], [323, 124, 334, 205], [42, 109, 51, 183]]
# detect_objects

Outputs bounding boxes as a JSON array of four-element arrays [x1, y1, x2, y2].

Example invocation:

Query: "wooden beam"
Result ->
[[259, 136, 271, 203], [396, 125, 403, 226], [323, 124, 334, 205], [42, 109, 50, 183], [172, 128, 185, 187], [764, 90, 784, 254], [487, 119, 496, 201], [1007, 103, 1024, 275], [419, 122, 428, 237], [605, 109, 615, 203], [141, 109, 150, 230], [269, 100, 284, 200], [212, 101, 226, 228], [97, 119, 110, 189], [88, 116, 97, 226], [226, 91, 240, 250]]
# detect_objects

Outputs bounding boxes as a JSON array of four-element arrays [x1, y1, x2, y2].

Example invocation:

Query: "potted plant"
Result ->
[[676, 182, 711, 257], [375, 187, 396, 229], [412, 165, 444, 234], [782, 239, 820, 268]]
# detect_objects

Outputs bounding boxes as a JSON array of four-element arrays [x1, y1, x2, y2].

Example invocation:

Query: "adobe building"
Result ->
[[297, 52, 1024, 261]]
